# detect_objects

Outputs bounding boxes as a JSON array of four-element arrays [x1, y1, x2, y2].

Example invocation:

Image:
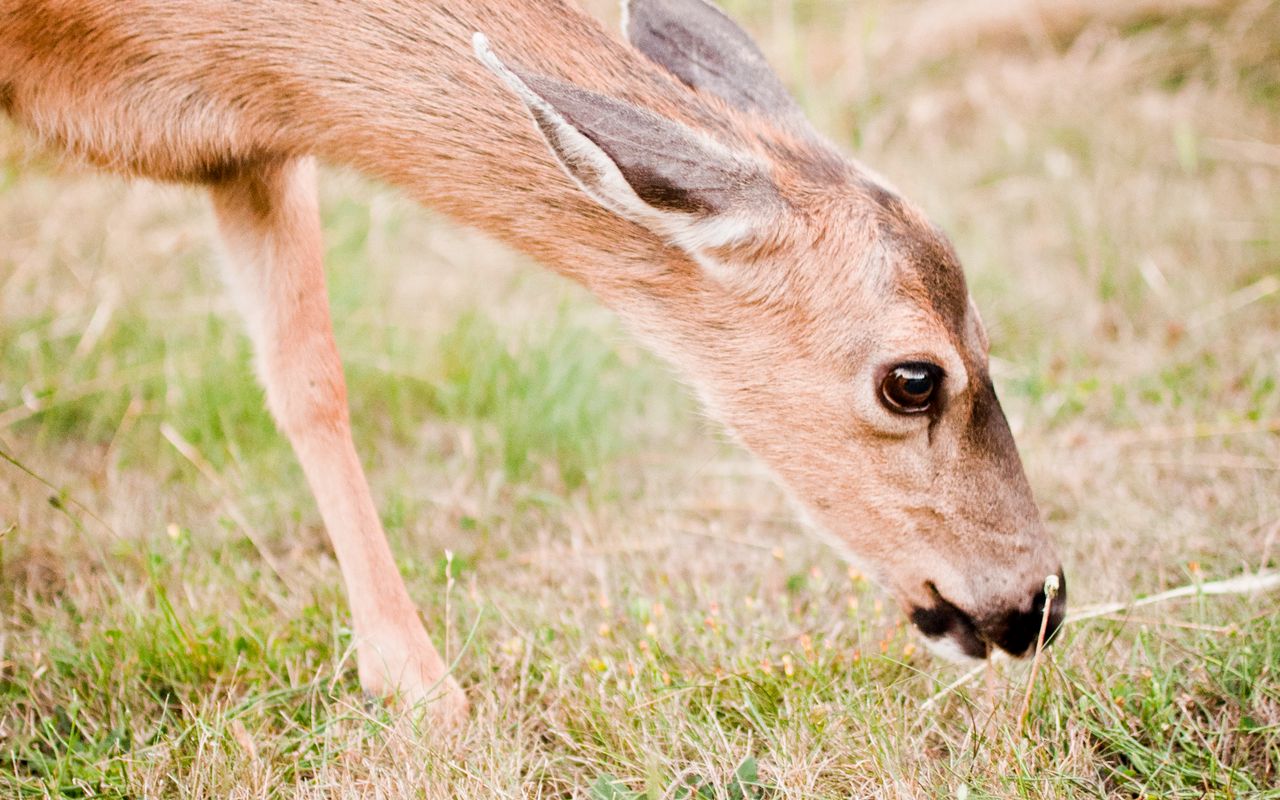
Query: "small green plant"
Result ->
[[590, 757, 768, 800]]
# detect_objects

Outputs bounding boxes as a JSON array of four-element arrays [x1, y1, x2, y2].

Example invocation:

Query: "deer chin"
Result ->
[[919, 633, 987, 664]]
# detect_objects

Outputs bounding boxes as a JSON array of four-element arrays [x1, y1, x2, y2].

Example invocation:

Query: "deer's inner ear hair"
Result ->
[[474, 33, 780, 252]]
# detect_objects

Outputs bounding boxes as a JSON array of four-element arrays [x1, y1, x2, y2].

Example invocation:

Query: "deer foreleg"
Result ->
[[208, 156, 466, 724]]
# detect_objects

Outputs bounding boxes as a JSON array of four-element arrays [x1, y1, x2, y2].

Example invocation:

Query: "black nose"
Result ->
[[982, 572, 1068, 656], [911, 573, 1067, 659], [910, 588, 989, 659]]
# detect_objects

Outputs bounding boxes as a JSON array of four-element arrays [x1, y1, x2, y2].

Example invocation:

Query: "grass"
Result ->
[[2, 0, 1279, 796]]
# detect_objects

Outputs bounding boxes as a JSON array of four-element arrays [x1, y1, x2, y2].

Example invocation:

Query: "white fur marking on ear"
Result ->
[[619, 0, 634, 39], [474, 31, 765, 277], [473, 32, 656, 222], [672, 214, 759, 286], [672, 213, 755, 251]]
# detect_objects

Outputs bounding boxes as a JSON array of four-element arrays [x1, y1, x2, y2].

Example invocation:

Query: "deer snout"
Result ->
[[979, 571, 1067, 656], [910, 571, 1067, 659]]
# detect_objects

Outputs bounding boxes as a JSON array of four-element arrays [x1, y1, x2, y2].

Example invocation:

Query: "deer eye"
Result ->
[[879, 363, 943, 414]]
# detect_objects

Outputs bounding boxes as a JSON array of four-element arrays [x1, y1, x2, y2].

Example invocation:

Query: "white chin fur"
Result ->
[[920, 634, 984, 665]]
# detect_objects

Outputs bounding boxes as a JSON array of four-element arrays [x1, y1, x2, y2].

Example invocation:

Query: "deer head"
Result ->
[[475, 0, 1065, 660]]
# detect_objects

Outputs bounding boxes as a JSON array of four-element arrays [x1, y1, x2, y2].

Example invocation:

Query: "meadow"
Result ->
[[1, 0, 1278, 796]]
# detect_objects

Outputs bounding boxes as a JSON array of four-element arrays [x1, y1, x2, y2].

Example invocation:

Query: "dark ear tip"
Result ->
[[621, 0, 804, 123]]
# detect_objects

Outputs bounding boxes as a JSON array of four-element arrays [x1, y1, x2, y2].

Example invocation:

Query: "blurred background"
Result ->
[[1, 0, 1277, 796]]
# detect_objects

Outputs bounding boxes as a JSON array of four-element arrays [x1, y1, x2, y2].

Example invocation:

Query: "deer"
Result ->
[[0, 0, 1067, 726]]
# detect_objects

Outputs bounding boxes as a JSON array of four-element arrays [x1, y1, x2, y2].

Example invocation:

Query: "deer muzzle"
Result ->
[[911, 570, 1067, 659]]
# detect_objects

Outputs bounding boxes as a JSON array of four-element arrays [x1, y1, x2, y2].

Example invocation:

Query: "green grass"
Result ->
[[2, 0, 1279, 796], [0, 272, 652, 494]]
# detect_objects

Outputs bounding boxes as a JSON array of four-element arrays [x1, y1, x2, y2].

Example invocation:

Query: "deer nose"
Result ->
[[979, 572, 1067, 656], [911, 572, 1067, 659], [910, 589, 988, 659]]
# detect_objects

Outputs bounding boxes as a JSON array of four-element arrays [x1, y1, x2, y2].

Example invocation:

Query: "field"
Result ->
[[2, 0, 1279, 796]]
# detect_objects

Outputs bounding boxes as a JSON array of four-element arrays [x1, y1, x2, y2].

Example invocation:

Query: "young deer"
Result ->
[[1, 0, 1066, 724]]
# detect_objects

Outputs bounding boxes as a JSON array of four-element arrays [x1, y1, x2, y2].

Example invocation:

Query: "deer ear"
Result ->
[[474, 33, 780, 254], [622, 0, 804, 124]]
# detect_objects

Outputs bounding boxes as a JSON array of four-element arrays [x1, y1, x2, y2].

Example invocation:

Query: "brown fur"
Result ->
[[1, 0, 1063, 720]]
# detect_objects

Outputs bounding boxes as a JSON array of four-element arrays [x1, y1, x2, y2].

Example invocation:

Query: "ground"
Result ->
[[1, 0, 1278, 797]]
